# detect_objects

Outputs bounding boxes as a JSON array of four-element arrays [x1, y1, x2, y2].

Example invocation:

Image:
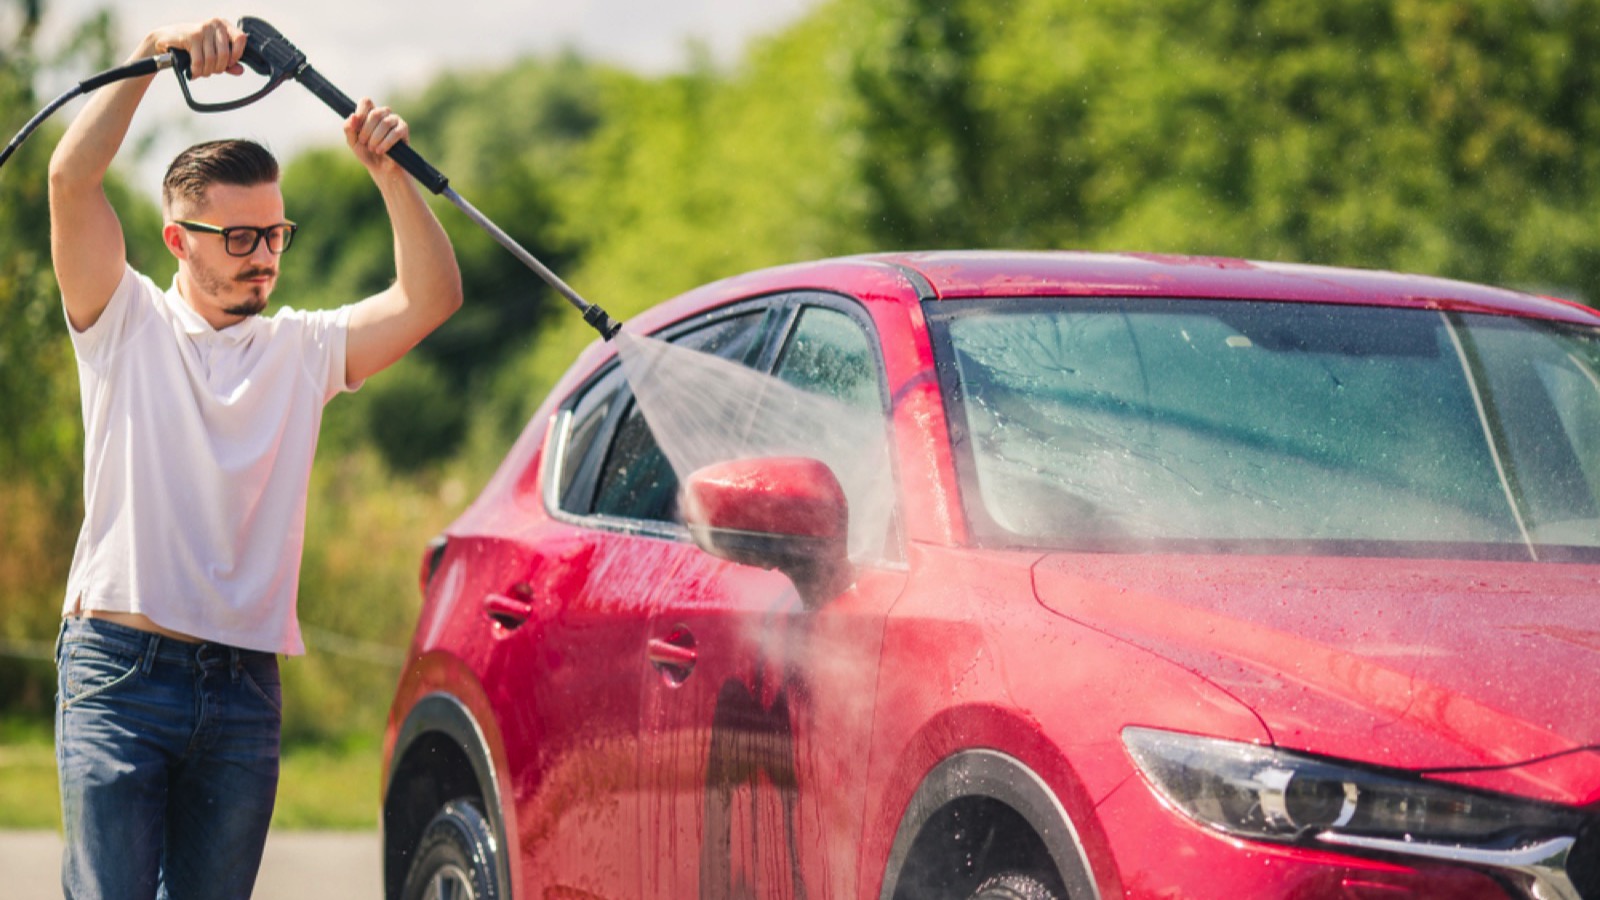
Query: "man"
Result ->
[[46, 17, 462, 899]]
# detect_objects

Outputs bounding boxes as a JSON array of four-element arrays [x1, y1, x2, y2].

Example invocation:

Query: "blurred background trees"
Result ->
[[4, 0, 1600, 746], [0, 0, 170, 714]]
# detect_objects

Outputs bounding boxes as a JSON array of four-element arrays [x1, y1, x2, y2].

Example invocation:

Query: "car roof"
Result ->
[[890, 251, 1599, 322], [642, 250, 1599, 328]]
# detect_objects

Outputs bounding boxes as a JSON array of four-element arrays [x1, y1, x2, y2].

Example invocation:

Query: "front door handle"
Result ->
[[484, 591, 534, 630], [647, 626, 697, 685]]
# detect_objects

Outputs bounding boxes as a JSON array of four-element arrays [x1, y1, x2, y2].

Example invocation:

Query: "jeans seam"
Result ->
[[59, 645, 142, 711], [239, 666, 283, 716]]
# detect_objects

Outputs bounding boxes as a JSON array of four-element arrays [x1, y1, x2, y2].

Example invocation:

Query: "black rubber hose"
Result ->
[[0, 54, 173, 171]]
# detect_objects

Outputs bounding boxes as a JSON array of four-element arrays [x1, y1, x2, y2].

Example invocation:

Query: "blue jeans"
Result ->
[[55, 617, 283, 900]]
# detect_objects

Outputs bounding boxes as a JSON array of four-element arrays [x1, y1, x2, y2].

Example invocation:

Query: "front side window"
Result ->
[[929, 297, 1600, 560], [773, 306, 883, 411], [772, 305, 896, 561]]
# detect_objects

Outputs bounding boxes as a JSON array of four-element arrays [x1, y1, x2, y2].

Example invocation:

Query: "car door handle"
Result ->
[[647, 627, 697, 685], [484, 592, 534, 630]]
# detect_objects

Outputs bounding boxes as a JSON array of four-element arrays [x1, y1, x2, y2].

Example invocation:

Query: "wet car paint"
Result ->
[[384, 251, 1600, 900], [1032, 554, 1600, 802]]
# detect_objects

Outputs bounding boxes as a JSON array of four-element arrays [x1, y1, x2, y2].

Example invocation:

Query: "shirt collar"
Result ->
[[165, 275, 261, 344]]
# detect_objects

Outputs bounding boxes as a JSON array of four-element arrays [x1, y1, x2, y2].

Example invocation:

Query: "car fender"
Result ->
[[878, 747, 1102, 900], [384, 668, 519, 899]]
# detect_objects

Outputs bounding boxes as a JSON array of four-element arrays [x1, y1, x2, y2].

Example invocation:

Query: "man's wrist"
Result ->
[[132, 31, 166, 62], [371, 163, 422, 194]]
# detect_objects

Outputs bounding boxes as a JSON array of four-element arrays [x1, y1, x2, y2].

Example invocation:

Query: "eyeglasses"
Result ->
[[174, 220, 298, 257]]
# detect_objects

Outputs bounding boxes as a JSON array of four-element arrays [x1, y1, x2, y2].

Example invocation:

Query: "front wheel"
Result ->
[[969, 872, 1063, 900], [401, 799, 500, 900]]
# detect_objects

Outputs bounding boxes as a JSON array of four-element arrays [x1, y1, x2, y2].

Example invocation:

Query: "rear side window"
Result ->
[[555, 311, 768, 522], [556, 368, 621, 512], [592, 401, 679, 521]]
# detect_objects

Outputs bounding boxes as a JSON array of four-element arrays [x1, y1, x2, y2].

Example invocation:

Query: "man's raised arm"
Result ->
[[49, 19, 248, 331], [342, 97, 464, 385]]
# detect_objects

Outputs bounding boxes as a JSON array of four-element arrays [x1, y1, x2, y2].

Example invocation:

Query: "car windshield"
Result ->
[[930, 298, 1600, 561]]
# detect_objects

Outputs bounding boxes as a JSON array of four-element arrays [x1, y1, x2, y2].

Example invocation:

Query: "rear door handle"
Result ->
[[647, 627, 697, 685], [484, 591, 534, 630]]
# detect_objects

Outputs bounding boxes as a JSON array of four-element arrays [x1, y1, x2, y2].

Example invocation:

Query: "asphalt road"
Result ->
[[0, 829, 381, 898]]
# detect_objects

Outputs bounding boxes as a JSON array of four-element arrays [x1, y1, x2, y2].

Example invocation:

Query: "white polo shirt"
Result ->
[[63, 265, 358, 655]]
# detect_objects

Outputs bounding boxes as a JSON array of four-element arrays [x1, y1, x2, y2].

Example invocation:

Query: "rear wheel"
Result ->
[[400, 799, 500, 900], [969, 872, 1062, 900]]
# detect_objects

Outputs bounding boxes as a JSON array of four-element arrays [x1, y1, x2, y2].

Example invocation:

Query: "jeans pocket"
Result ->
[[60, 644, 141, 710], [240, 664, 283, 716]]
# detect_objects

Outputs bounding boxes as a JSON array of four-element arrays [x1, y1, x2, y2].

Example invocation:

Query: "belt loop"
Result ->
[[140, 634, 161, 676], [230, 647, 242, 683]]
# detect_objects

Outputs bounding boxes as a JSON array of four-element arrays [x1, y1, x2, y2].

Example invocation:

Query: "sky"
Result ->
[[27, 0, 822, 197]]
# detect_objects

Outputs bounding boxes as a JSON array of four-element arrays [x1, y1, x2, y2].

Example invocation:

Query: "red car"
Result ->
[[382, 251, 1600, 900]]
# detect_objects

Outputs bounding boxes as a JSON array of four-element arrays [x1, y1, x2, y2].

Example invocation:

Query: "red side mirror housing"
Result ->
[[681, 457, 853, 607]]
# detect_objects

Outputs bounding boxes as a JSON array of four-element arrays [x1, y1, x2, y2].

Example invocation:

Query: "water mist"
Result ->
[[613, 331, 897, 563]]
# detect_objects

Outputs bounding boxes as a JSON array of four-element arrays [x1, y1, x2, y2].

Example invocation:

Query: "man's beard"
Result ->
[[224, 291, 270, 317], [193, 258, 274, 318]]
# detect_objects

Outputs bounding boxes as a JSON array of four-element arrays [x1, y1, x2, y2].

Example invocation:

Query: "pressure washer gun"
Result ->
[[1, 16, 623, 341]]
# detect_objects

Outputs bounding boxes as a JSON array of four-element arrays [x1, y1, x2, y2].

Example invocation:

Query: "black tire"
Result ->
[[969, 872, 1062, 900], [400, 799, 501, 900]]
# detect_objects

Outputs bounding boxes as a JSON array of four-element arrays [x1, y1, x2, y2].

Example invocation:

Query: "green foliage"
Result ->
[[558, 14, 869, 320], [0, 25, 73, 510], [274, 55, 618, 465], [849, 0, 998, 248], [0, 716, 385, 830], [0, 2, 169, 719], [394, 54, 607, 383], [277, 147, 398, 312], [843, 0, 1600, 299], [0, 51, 72, 715], [290, 441, 461, 743], [7, 0, 1600, 767], [362, 355, 468, 473]]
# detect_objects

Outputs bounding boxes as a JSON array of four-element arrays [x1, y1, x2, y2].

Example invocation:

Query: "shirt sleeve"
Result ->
[[66, 264, 153, 369], [288, 305, 364, 403]]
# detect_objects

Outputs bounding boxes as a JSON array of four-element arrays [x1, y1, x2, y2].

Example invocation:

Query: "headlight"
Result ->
[[1122, 727, 1587, 848]]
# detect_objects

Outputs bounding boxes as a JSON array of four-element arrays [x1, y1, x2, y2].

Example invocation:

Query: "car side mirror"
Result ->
[[681, 456, 854, 608]]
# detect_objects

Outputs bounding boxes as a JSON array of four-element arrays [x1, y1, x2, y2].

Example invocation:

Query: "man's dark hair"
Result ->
[[162, 139, 279, 215]]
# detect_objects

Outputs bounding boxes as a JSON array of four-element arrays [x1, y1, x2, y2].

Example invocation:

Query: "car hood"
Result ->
[[1032, 553, 1600, 804]]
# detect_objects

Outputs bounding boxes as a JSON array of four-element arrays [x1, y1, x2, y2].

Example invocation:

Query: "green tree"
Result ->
[[0, 1, 171, 714], [842, 0, 1600, 302], [848, 0, 999, 248], [390, 53, 607, 384], [557, 8, 869, 319], [1, 0, 77, 509], [276, 55, 607, 349], [0, 0, 66, 714]]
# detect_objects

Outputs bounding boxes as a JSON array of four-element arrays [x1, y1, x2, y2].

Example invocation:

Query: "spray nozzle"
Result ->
[[584, 305, 624, 341]]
